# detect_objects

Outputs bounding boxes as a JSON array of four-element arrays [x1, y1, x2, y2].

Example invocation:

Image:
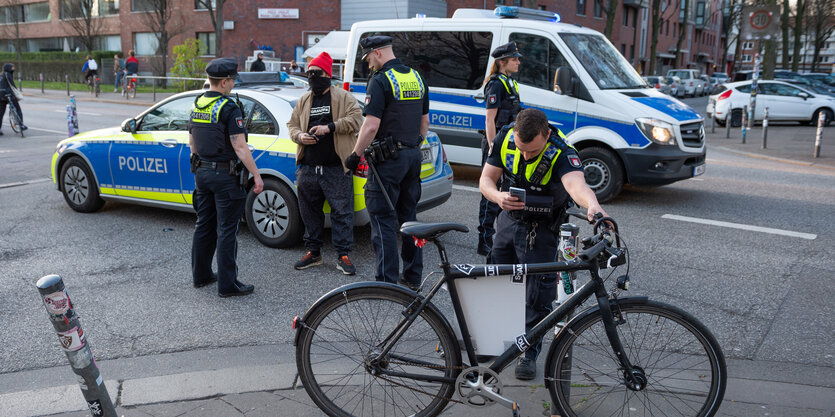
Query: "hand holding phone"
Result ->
[[509, 187, 526, 203]]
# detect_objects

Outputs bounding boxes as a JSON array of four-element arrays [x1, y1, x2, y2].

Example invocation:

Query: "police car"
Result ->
[[51, 83, 454, 248]]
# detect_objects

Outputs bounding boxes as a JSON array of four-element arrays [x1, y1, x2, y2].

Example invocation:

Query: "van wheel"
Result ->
[[60, 156, 105, 213], [245, 178, 303, 248], [579, 147, 624, 204]]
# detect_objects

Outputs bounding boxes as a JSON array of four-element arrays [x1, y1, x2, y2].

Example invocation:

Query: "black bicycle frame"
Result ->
[[374, 238, 637, 385]]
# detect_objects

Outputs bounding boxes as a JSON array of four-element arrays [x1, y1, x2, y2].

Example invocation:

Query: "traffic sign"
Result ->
[[741, 5, 780, 40]]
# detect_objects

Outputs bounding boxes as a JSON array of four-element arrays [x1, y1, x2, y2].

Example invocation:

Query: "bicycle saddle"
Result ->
[[400, 221, 469, 239]]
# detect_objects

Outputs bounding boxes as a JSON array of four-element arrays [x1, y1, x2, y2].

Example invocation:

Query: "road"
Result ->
[[0, 93, 833, 413]]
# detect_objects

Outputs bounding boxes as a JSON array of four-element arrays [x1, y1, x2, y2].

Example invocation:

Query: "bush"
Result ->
[[0, 51, 120, 82], [171, 39, 205, 90]]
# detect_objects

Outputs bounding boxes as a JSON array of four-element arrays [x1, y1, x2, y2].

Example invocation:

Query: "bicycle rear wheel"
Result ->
[[9, 105, 22, 136], [296, 286, 461, 417], [129, 85, 136, 99], [547, 299, 726, 417]]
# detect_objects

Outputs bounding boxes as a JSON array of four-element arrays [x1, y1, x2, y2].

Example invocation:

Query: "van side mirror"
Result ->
[[554, 66, 575, 97], [121, 118, 137, 133]]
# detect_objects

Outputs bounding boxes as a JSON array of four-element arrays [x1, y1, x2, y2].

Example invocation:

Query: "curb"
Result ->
[[710, 145, 835, 170]]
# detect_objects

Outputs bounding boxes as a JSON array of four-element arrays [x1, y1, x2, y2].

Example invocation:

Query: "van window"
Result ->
[[353, 31, 493, 90], [669, 70, 695, 80], [509, 33, 569, 91], [559, 33, 646, 90]]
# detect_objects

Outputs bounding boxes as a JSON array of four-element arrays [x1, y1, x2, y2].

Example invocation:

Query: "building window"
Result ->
[[100, 0, 118, 15], [27, 37, 63, 52], [632, 8, 637, 27], [741, 54, 751, 63], [195, 0, 216, 9], [97, 35, 120, 50], [132, 0, 155, 12], [197, 32, 215, 56], [594, 0, 603, 18], [134, 32, 159, 55], [623, 7, 629, 26], [630, 44, 635, 61], [742, 41, 754, 50], [696, 1, 705, 25], [577, 0, 585, 15], [24, 2, 50, 22]]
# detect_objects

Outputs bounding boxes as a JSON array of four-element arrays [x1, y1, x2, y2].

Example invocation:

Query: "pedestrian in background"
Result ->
[[288, 52, 362, 275], [113, 53, 124, 93], [189, 57, 264, 298], [250, 52, 266, 72], [289, 60, 300, 72], [344, 36, 429, 291], [478, 41, 523, 257]]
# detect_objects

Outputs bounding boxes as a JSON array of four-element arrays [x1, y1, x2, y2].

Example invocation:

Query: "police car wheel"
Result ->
[[579, 147, 624, 204], [245, 178, 303, 248], [60, 156, 105, 213]]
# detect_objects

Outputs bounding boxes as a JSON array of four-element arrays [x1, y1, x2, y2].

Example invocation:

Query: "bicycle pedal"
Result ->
[[511, 402, 520, 417]]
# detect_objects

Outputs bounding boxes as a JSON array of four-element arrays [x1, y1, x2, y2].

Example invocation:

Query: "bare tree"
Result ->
[[791, 0, 806, 71], [602, 0, 620, 38], [720, 0, 743, 74], [807, 0, 835, 72], [780, 0, 790, 69], [674, 0, 691, 68], [762, 0, 778, 80], [195, 0, 227, 56], [0, 0, 25, 69], [61, 0, 105, 53], [138, 0, 186, 86], [648, 0, 662, 74]]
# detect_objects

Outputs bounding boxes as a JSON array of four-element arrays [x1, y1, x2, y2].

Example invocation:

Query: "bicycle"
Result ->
[[86, 74, 100, 97], [5, 94, 24, 137], [123, 73, 137, 100], [294, 210, 727, 417]]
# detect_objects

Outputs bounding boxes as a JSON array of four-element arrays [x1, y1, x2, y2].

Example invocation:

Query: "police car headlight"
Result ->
[[636, 118, 675, 145]]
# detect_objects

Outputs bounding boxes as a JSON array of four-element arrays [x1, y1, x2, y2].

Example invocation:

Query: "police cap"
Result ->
[[360, 36, 393, 60], [205, 57, 238, 79], [491, 41, 523, 60]]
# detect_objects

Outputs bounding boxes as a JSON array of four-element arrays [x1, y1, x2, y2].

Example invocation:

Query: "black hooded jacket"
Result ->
[[0, 63, 16, 95]]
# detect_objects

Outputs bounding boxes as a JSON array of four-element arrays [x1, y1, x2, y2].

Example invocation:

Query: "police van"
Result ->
[[342, 6, 706, 202]]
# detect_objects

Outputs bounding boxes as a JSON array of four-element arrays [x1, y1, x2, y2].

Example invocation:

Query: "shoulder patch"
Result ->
[[569, 155, 582, 168], [235, 117, 244, 129], [364, 95, 371, 105], [488, 94, 497, 105]]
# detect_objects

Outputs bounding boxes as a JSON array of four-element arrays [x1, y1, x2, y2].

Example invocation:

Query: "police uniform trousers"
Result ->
[[296, 164, 354, 255], [365, 147, 422, 285], [490, 211, 558, 361], [192, 166, 246, 293], [478, 136, 501, 251]]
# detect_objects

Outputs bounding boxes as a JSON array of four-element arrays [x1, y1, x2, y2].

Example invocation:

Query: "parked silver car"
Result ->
[[643, 76, 672, 95], [665, 75, 685, 98]]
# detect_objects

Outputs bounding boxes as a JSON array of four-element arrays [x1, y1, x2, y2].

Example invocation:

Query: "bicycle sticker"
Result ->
[[514, 334, 530, 352], [485, 265, 498, 276], [57, 326, 85, 352], [87, 399, 103, 417], [511, 264, 526, 284], [453, 264, 476, 275]]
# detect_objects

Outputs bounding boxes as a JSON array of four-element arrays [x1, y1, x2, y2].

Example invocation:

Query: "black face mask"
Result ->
[[309, 75, 330, 95]]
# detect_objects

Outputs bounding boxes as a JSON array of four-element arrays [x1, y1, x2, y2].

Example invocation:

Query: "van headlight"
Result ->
[[636, 118, 675, 145]]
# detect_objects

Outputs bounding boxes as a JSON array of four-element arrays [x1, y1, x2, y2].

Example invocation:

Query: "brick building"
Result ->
[[0, 0, 726, 76]]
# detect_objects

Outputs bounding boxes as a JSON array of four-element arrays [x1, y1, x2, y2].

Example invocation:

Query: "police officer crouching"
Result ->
[[478, 41, 523, 257], [189, 57, 264, 297], [479, 108, 609, 380], [344, 36, 429, 291]]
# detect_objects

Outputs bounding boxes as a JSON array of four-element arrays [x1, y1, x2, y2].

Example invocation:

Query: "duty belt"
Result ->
[[196, 160, 233, 170], [396, 141, 419, 149]]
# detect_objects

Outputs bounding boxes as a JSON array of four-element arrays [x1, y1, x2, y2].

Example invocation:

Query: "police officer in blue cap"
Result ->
[[189, 57, 264, 297], [344, 35, 429, 291]]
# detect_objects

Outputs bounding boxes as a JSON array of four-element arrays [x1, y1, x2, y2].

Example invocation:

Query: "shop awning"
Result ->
[[656, 52, 676, 59]]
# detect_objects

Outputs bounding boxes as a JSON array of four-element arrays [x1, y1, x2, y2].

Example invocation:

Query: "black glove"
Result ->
[[345, 152, 361, 172]]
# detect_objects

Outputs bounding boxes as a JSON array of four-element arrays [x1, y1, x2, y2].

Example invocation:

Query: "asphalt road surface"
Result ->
[[1, 94, 833, 388]]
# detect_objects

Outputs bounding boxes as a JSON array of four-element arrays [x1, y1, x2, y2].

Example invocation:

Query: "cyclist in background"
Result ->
[[0, 63, 26, 134], [125, 50, 139, 76], [82, 55, 98, 85]]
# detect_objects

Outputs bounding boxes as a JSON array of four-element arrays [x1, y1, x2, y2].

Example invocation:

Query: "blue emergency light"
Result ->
[[494, 6, 560, 22]]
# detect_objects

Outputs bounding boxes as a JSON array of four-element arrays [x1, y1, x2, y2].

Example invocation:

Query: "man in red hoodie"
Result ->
[[287, 52, 363, 275]]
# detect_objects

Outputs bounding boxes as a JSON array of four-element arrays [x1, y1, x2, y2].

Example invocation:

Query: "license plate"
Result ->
[[421, 149, 432, 163], [693, 164, 706, 176]]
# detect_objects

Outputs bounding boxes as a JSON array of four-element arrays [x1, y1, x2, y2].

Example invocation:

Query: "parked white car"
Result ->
[[707, 80, 835, 126], [668, 69, 702, 97]]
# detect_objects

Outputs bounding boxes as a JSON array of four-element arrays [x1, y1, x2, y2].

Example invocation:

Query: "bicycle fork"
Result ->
[[593, 283, 645, 391]]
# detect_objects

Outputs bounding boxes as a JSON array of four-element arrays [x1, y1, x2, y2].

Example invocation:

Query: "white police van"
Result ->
[[342, 7, 706, 202]]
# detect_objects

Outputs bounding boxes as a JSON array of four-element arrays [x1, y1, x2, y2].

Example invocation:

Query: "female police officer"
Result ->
[[478, 41, 523, 257]]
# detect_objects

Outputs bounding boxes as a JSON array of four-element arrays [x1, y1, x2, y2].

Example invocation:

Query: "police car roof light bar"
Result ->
[[494, 6, 560, 23]]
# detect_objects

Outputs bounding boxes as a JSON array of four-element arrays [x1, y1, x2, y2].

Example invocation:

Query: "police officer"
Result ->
[[189, 57, 264, 297], [478, 41, 523, 256], [344, 36, 429, 291], [480, 108, 608, 380]]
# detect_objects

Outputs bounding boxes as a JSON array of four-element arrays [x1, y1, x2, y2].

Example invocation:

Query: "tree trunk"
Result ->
[[604, 0, 619, 38], [675, 0, 690, 68], [649, 0, 661, 74], [762, 0, 777, 79], [216, 0, 224, 56], [791, 0, 804, 72], [781, 0, 789, 70]]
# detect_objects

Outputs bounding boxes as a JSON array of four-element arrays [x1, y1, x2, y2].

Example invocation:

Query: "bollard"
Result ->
[[66, 74, 70, 96], [40, 73, 44, 94], [18, 76, 22, 92], [725, 110, 731, 138], [70, 95, 79, 135], [741, 106, 748, 144], [36, 275, 117, 417], [711, 111, 716, 134], [762, 107, 769, 149], [814, 111, 824, 158], [66, 104, 74, 137], [153, 79, 156, 103]]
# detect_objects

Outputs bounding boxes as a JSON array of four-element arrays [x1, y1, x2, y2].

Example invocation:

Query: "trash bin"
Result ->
[[730, 108, 743, 127]]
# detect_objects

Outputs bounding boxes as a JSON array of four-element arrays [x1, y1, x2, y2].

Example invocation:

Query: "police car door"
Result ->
[[505, 30, 579, 135], [110, 95, 193, 205]]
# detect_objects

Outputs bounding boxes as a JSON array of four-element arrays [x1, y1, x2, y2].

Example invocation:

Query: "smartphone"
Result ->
[[509, 187, 526, 203]]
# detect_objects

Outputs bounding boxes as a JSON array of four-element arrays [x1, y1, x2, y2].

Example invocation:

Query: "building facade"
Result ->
[[0, 0, 726, 76]]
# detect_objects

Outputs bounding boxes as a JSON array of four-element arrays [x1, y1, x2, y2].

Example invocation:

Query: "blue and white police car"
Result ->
[[51, 82, 454, 248]]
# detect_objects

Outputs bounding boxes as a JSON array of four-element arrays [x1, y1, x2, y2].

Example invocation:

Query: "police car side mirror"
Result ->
[[121, 118, 137, 134], [555, 66, 576, 98]]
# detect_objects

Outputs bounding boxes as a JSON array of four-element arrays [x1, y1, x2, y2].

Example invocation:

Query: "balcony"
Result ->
[[623, 0, 649, 7]]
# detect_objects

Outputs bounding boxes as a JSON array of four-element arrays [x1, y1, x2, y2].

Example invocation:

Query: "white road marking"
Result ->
[[52, 109, 102, 116], [662, 214, 817, 240], [0, 178, 51, 189], [28, 127, 68, 135], [453, 184, 480, 193]]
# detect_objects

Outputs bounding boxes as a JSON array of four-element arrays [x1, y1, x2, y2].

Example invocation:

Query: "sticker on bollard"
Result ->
[[43, 288, 71, 316], [57, 326, 86, 351]]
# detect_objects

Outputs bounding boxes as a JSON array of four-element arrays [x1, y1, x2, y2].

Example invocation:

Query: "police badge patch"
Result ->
[[236, 117, 244, 129], [569, 155, 582, 168], [488, 94, 497, 105], [365, 96, 371, 105]]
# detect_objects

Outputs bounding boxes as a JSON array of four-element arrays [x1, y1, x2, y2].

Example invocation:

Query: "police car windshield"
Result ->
[[559, 33, 647, 90]]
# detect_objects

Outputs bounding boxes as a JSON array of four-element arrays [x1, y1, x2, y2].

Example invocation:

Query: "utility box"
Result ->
[[730, 108, 743, 127]]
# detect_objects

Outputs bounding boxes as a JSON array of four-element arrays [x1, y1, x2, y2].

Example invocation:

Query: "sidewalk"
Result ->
[[704, 120, 835, 170], [21, 88, 178, 107], [1, 344, 833, 417]]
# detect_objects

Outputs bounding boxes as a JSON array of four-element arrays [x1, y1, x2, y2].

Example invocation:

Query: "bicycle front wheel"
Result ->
[[296, 286, 461, 417], [9, 106, 21, 135], [547, 299, 726, 417]]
